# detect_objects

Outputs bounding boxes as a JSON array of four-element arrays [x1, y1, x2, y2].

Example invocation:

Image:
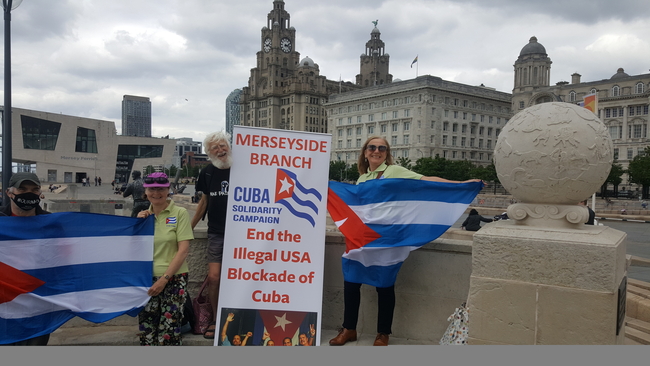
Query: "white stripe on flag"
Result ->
[[0, 287, 150, 319], [350, 201, 467, 226], [0, 235, 153, 270], [343, 246, 419, 267]]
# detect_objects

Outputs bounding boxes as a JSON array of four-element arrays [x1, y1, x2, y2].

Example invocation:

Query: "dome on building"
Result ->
[[393, 78, 402, 82], [262, 26, 269, 31], [519, 36, 547, 56], [610, 68, 629, 80], [289, 26, 295, 31], [371, 26, 380, 34], [273, 21, 280, 28], [299, 56, 315, 68]]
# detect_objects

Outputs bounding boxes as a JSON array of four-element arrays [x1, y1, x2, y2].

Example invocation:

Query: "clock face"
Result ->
[[263, 38, 271, 53], [280, 38, 292, 53]]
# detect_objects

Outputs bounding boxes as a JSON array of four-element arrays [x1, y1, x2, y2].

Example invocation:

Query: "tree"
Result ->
[[601, 161, 624, 198], [329, 160, 347, 181], [471, 163, 499, 193], [345, 163, 360, 182], [627, 147, 650, 199], [396, 157, 412, 169]]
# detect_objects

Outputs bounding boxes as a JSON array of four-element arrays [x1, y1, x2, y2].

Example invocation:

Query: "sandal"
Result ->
[[203, 325, 216, 339]]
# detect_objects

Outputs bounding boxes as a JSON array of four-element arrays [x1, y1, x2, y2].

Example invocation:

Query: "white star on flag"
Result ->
[[279, 178, 293, 194], [273, 313, 293, 331]]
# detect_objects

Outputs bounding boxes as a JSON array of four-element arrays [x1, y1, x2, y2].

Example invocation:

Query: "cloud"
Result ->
[[1, 0, 648, 145]]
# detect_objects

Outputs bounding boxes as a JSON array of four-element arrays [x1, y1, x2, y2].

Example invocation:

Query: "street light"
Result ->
[[2, 0, 22, 203]]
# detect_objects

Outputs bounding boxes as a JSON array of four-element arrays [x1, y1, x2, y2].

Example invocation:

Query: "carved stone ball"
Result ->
[[494, 102, 613, 204]]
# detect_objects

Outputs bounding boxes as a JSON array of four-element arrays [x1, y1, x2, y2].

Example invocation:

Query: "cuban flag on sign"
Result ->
[[275, 168, 322, 227], [327, 178, 482, 288], [0, 212, 154, 344]]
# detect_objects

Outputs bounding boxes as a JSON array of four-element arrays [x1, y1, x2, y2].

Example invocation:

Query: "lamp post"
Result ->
[[2, 0, 22, 203]]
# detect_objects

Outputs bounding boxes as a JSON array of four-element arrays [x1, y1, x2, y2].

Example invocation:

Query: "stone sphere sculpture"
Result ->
[[494, 102, 613, 206]]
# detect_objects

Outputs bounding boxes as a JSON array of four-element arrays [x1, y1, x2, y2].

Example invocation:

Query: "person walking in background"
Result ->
[[461, 209, 494, 231], [328, 136, 482, 347], [136, 172, 193, 346]]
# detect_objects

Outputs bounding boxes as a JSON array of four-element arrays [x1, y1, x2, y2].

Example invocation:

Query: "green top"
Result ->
[[149, 199, 194, 276], [357, 161, 423, 183]]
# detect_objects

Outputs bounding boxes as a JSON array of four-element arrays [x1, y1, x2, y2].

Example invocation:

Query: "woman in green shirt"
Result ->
[[137, 172, 194, 346], [329, 137, 481, 347]]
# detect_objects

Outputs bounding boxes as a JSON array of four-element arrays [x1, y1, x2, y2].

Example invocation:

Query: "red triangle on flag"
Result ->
[[258, 310, 306, 345], [0, 262, 45, 304], [327, 188, 381, 253], [275, 169, 294, 202]]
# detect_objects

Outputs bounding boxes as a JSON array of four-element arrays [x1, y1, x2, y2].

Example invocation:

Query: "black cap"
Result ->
[[8, 172, 41, 188]]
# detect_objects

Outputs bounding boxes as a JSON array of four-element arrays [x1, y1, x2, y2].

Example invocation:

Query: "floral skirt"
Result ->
[[138, 273, 188, 346]]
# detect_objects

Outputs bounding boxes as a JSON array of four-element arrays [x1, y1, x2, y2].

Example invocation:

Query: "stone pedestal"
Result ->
[[66, 184, 78, 199], [467, 219, 627, 344]]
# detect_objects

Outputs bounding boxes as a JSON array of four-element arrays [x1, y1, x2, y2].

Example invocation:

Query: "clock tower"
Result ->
[[239, 1, 362, 133], [356, 25, 392, 87]]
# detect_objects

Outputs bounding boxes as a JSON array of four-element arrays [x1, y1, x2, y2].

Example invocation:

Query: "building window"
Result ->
[[392, 123, 398, 132], [442, 135, 448, 145], [634, 124, 644, 138], [519, 101, 525, 109], [381, 124, 387, 133], [356, 127, 362, 135], [368, 126, 375, 134], [612, 85, 620, 97], [357, 116, 362, 123], [463, 112, 467, 120], [461, 124, 467, 133], [453, 111, 458, 119], [338, 118, 343, 125], [404, 109, 411, 117], [590, 88, 597, 94], [479, 153, 484, 160], [628, 148, 633, 160], [381, 112, 387, 120], [444, 110, 449, 117], [496, 129, 501, 137], [609, 126, 618, 139], [338, 140, 343, 149], [347, 128, 352, 136], [470, 138, 475, 147], [569, 91, 576, 102], [75, 127, 98, 153], [613, 148, 618, 160], [461, 137, 466, 147], [391, 136, 398, 145], [403, 149, 409, 158], [452, 123, 458, 132], [356, 138, 361, 148], [452, 151, 457, 158], [443, 122, 449, 131], [479, 127, 484, 135], [403, 135, 409, 144], [487, 128, 492, 136], [471, 114, 476, 122], [636, 82, 644, 94], [338, 129, 343, 137], [347, 140, 352, 148], [452, 136, 457, 146], [404, 122, 410, 131], [479, 139, 483, 148], [486, 140, 492, 149], [21, 115, 62, 151], [368, 114, 374, 121]]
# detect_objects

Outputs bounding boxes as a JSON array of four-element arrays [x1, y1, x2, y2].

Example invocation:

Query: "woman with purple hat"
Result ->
[[136, 172, 194, 346]]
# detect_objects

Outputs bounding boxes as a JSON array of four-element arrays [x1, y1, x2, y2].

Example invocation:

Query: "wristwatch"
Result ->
[[163, 274, 170, 280]]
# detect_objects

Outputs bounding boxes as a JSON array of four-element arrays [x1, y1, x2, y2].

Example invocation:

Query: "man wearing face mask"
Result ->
[[0, 172, 52, 345]]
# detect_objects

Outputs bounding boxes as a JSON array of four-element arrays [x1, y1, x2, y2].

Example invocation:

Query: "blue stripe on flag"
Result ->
[[24, 261, 152, 296], [0, 212, 154, 241], [342, 257, 404, 289], [366, 223, 451, 248]]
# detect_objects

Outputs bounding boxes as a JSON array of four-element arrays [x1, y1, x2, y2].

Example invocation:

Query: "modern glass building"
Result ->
[[226, 89, 242, 138]]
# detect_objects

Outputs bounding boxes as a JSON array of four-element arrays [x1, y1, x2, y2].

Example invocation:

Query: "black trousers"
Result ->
[[342, 281, 395, 335]]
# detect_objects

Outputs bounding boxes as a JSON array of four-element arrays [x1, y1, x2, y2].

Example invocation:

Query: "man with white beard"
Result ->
[[191, 131, 233, 339]]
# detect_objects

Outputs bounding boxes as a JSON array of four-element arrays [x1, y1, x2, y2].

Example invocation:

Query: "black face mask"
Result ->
[[11, 192, 41, 211]]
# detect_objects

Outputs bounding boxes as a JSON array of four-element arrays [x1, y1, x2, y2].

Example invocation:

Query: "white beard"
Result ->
[[210, 153, 232, 169]]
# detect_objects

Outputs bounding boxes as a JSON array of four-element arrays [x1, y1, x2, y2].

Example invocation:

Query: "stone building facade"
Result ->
[[512, 36, 650, 189], [238, 0, 360, 133], [327, 76, 512, 166]]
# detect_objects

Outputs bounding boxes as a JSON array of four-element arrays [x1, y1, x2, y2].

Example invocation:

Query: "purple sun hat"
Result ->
[[143, 172, 170, 187]]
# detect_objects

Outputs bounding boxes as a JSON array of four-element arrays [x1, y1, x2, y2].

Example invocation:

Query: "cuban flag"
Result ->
[[0, 212, 154, 344], [252, 310, 316, 346], [327, 178, 482, 288], [275, 168, 322, 227]]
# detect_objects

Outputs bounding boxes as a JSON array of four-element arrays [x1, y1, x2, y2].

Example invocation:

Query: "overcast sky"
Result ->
[[3, 0, 649, 146]]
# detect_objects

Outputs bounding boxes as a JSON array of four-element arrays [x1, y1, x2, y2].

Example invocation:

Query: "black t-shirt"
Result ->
[[196, 165, 230, 234]]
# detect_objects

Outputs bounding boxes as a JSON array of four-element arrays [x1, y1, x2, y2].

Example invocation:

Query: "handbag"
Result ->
[[191, 275, 214, 335], [439, 302, 469, 345]]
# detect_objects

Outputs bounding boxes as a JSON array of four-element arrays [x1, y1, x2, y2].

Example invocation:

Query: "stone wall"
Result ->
[[186, 227, 474, 343]]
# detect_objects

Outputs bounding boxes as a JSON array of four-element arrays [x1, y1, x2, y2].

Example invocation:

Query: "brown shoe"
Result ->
[[329, 328, 357, 346], [373, 333, 389, 346]]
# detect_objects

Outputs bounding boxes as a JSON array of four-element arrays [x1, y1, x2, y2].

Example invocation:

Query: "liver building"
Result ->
[[238, 0, 387, 133]]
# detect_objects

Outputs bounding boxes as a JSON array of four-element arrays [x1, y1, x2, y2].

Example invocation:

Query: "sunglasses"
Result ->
[[144, 177, 169, 184], [367, 144, 387, 152]]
